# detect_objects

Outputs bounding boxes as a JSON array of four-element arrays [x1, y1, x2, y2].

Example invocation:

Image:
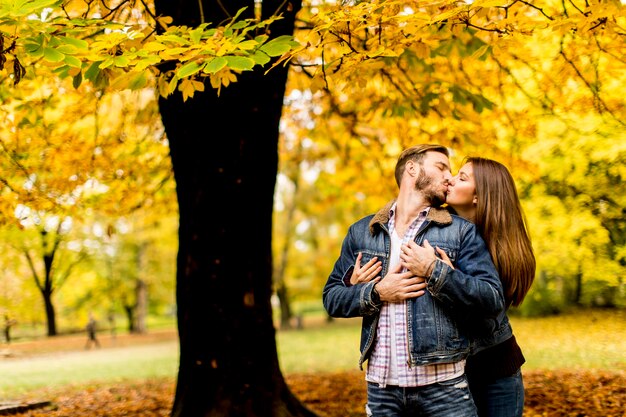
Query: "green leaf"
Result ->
[[225, 7, 248, 29], [55, 44, 77, 54], [177, 61, 202, 78], [231, 21, 249, 30], [203, 57, 228, 74], [189, 28, 203, 44], [260, 42, 291, 57], [259, 36, 296, 57], [128, 72, 148, 90], [84, 61, 102, 82], [158, 34, 190, 45], [237, 40, 259, 51], [43, 47, 65, 62], [72, 71, 82, 89], [59, 37, 89, 50], [113, 55, 129, 67], [254, 35, 269, 44], [93, 67, 109, 89], [52, 64, 71, 78], [64, 55, 82, 68], [23, 34, 44, 57], [135, 55, 162, 71], [250, 51, 270, 66], [99, 57, 115, 69], [225, 56, 255, 71], [167, 74, 179, 94], [268, 35, 294, 43], [23, 41, 41, 53], [24, 43, 44, 58]]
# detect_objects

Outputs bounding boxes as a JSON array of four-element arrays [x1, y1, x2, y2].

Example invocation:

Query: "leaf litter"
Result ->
[[6, 370, 625, 416]]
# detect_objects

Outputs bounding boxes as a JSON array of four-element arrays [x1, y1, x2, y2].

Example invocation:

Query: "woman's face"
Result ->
[[447, 162, 477, 212]]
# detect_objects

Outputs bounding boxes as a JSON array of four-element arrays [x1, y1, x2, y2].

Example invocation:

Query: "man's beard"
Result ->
[[415, 169, 446, 207]]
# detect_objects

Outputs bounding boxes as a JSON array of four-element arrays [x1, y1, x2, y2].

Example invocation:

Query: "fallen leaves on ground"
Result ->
[[8, 370, 626, 416], [523, 370, 626, 417]]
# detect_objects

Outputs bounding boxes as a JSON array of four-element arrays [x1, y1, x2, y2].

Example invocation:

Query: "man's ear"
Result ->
[[406, 160, 417, 177]]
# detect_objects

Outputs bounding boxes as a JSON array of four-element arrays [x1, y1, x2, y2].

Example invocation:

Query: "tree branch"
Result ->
[[23, 249, 43, 292], [516, 0, 555, 21], [559, 42, 625, 127]]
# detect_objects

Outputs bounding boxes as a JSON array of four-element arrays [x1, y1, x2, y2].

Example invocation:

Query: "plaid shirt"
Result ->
[[366, 204, 465, 387]]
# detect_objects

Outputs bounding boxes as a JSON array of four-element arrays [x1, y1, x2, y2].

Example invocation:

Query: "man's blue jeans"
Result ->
[[366, 374, 478, 417], [469, 369, 524, 417]]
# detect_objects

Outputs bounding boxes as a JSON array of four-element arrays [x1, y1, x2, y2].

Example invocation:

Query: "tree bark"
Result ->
[[276, 282, 293, 330], [134, 278, 147, 333], [154, 1, 314, 416], [123, 304, 136, 334], [275, 142, 303, 330], [134, 244, 148, 334], [43, 287, 56, 336]]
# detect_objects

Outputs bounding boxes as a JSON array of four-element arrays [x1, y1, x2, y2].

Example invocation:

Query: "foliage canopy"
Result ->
[[1, 0, 625, 323]]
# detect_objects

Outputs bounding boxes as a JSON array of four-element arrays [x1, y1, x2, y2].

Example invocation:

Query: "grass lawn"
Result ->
[[278, 308, 626, 373], [0, 309, 624, 398], [0, 332, 179, 398], [512, 309, 626, 371]]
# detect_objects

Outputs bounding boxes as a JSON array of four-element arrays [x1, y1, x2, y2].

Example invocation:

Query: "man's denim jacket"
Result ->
[[323, 202, 510, 369]]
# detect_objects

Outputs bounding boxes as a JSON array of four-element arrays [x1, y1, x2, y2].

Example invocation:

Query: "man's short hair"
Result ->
[[394, 144, 449, 187]]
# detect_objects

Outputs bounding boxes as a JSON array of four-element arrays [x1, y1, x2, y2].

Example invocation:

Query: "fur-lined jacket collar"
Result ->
[[368, 200, 452, 235]]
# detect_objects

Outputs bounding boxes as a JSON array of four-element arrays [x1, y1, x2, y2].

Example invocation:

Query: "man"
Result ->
[[85, 313, 101, 349], [322, 144, 504, 416]]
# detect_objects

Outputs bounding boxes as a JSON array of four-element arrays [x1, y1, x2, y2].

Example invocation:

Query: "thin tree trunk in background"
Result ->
[[276, 282, 293, 329], [123, 304, 136, 333], [134, 244, 148, 334], [275, 140, 304, 329], [134, 279, 147, 333], [43, 287, 56, 336]]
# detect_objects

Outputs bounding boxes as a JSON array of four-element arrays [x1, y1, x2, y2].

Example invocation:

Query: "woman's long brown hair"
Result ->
[[467, 157, 536, 307]]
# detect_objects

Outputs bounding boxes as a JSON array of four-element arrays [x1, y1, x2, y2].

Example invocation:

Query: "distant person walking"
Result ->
[[85, 313, 101, 349]]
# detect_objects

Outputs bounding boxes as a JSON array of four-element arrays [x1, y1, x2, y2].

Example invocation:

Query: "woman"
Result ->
[[352, 156, 535, 417], [445, 156, 535, 417]]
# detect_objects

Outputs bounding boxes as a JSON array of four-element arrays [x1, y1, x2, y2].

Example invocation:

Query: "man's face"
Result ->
[[414, 151, 452, 207]]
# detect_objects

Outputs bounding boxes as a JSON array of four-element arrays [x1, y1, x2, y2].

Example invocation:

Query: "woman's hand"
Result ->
[[400, 240, 438, 277], [350, 252, 383, 285], [435, 246, 454, 269]]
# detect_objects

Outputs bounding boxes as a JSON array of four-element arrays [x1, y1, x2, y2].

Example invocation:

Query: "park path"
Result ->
[[0, 335, 178, 375], [0, 328, 179, 412], [1, 328, 178, 359]]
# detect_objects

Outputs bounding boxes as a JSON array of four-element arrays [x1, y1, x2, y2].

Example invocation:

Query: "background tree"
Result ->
[[0, 239, 37, 342], [152, 1, 315, 416], [96, 212, 177, 334], [0, 70, 172, 335]]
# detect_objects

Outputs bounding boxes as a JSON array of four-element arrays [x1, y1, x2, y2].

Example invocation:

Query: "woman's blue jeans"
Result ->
[[366, 374, 477, 417], [469, 369, 525, 417]]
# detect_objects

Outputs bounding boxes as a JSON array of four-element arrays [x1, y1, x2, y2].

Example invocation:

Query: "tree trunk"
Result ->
[[42, 232, 58, 337], [574, 268, 583, 305], [134, 279, 147, 333], [154, 1, 314, 416], [123, 303, 136, 333], [275, 142, 303, 330], [276, 282, 293, 330], [134, 244, 148, 334], [43, 288, 56, 336]]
